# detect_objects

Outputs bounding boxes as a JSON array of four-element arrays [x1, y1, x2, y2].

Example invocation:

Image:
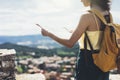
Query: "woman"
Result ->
[[39, 0, 111, 80]]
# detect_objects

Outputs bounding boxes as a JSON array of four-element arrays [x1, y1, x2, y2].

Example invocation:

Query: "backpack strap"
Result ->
[[84, 32, 94, 66], [84, 32, 94, 51], [89, 9, 113, 25]]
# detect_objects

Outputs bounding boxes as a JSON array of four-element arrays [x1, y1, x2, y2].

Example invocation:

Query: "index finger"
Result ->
[[36, 24, 43, 29]]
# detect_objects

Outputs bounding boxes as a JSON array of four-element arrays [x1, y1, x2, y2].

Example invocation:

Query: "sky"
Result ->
[[0, 0, 120, 38]]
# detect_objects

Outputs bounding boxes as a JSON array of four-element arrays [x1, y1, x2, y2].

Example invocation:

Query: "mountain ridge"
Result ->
[[0, 34, 61, 49]]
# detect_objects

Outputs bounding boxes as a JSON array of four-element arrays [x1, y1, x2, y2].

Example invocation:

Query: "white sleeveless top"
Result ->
[[79, 31, 103, 50]]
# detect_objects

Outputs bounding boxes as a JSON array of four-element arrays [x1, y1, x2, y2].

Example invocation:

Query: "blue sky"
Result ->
[[0, 0, 120, 38]]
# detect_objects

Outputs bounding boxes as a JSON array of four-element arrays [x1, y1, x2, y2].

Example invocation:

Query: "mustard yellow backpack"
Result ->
[[87, 9, 120, 72]]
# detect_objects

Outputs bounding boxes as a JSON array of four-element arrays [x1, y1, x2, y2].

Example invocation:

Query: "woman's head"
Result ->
[[81, 0, 111, 11], [81, 0, 90, 7]]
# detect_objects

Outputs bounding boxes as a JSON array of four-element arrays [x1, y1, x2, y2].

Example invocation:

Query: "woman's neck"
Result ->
[[91, 4, 104, 12]]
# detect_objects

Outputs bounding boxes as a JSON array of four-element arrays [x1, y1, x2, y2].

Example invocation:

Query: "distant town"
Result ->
[[0, 40, 79, 80], [0, 35, 120, 80]]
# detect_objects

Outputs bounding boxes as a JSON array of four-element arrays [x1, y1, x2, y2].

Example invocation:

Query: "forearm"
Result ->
[[47, 32, 74, 48]]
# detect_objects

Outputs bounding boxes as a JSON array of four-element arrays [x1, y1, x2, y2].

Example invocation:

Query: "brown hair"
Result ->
[[90, 0, 111, 11]]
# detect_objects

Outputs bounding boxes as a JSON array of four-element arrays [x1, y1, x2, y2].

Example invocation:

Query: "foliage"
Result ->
[[16, 66, 23, 73], [0, 42, 79, 57], [57, 50, 75, 57]]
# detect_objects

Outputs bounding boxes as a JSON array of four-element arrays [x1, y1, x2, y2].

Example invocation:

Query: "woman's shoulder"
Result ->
[[81, 11, 93, 18], [80, 11, 94, 21]]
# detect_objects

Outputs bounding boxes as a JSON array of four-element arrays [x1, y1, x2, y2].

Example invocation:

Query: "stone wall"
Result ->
[[0, 49, 16, 80]]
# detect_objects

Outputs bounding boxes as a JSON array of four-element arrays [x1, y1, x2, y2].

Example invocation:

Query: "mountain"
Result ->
[[0, 42, 40, 52], [0, 35, 61, 49]]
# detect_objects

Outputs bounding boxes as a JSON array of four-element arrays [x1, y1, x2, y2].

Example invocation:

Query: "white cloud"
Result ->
[[111, 11, 120, 23], [51, 0, 72, 8], [30, 0, 74, 14], [0, 0, 83, 36], [0, 0, 119, 36]]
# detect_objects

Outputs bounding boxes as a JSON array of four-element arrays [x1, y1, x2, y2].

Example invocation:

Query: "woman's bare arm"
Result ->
[[40, 14, 90, 48]]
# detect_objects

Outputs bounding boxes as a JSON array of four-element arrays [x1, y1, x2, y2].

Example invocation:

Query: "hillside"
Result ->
[[0, 42, 79, 57], [0, 42, 57, 57]]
